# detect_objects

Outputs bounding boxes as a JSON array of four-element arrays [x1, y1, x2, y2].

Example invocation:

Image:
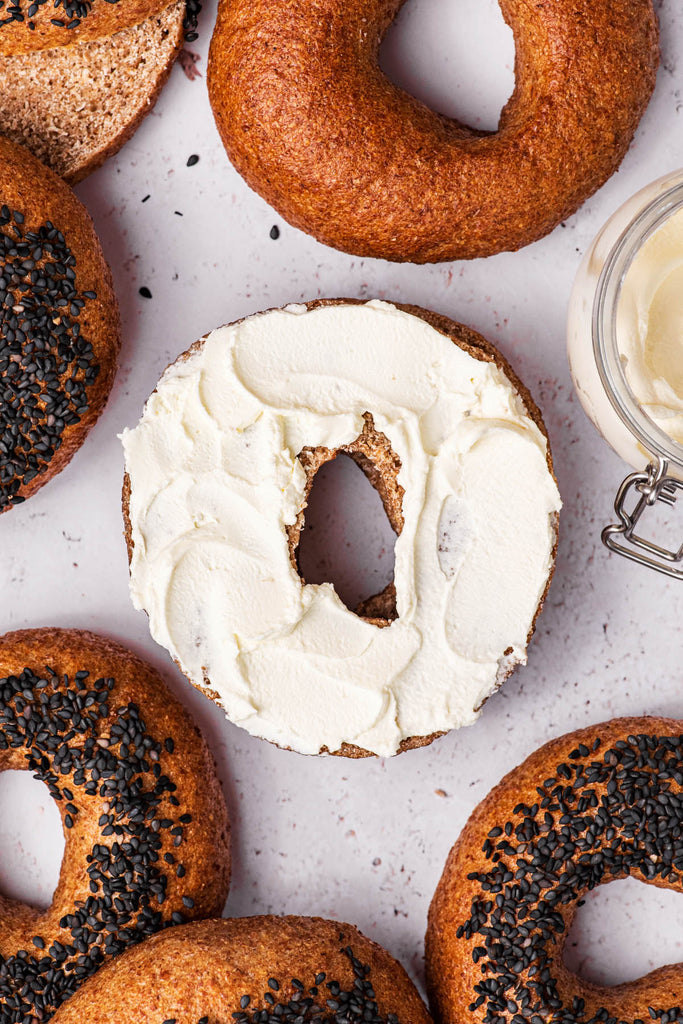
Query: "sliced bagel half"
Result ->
[[0, 0, 186, 183]]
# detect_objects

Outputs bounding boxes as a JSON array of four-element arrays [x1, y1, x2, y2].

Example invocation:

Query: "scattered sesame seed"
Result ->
[[186, 154, 199, 167], [139, 286, 152, 299], [269, 225, 280, 240]]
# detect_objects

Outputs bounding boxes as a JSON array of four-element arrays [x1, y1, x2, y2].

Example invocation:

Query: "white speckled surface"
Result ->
[[1, 0, 683, 1002]]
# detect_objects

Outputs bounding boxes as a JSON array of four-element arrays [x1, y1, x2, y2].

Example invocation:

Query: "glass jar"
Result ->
[[567, 169, 683, 576]]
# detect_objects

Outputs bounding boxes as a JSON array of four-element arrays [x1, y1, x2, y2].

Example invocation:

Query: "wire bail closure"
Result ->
[[602, 457, 683, 576]]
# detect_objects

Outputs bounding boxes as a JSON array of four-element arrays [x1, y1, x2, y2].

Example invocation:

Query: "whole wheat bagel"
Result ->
[[426, 717, 683, 1024], [49, 916, 431, 1024], [0, 0, 194, 182], [207, 0, 659, 263], [0, 627, 231, 1023], [120, 298, 560, 758], [0, 138, 120, 512]]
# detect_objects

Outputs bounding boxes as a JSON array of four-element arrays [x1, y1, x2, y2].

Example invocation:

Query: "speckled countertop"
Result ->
[[1, 0, 683, 1002]]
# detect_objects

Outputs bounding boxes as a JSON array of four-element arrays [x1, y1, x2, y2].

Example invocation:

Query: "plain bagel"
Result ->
[[49, 916, 432, 1024], [426, 717, 683, 1024], [0, 628, 231, 1022], [121, 299, 561, 757], [207, 0, 659, 263]]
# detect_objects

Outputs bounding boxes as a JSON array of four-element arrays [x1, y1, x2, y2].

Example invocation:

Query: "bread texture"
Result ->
[[121, 299, 559, 759], [0, 137, 120, 511], [49, 916, 432, 1024], [207, 0, 659, 263], [426, 716, 683, 1024], [0, 0, 184, 183], [0, 627, 231, 1021]]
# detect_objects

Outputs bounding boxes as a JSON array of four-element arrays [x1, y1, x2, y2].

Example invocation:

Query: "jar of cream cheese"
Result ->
[[567, 170, 683, 576]]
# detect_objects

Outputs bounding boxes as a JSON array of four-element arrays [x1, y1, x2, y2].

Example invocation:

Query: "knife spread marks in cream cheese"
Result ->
[[121, 301, 560, 756]]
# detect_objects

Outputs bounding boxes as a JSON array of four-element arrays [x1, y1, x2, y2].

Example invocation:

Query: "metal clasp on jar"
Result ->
[[603, 457, 683, 576]]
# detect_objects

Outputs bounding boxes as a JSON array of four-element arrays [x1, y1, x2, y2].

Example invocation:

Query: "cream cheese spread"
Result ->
[[618, 206, 683, 444], [121, 301, 561, 756]]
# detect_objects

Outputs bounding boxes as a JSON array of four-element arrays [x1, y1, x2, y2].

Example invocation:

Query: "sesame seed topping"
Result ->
[[0, 207, 99, 511], [0, 664, 191, 1021], [221, 948, 403, 1024], [456, 732, 683, 1024]]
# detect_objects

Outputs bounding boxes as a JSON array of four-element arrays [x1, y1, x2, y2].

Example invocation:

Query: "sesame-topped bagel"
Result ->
[[207, 0, 659, 263], [426, 717, 683, 1024], [121, 299, 561, 757], [0, 0, 197, 182], [0, 627, 231, 1023], [0, 0, 169, 55], [0, 138, 120, 511], [0, 2, 186, 184], [49, 916, 431, 1024]]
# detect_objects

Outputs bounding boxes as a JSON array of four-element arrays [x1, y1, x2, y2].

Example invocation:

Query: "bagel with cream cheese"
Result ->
[[121, 299, 561, 757]]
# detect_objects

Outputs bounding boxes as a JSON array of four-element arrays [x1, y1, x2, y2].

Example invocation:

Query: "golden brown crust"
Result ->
[[0, 0, 172, 55], [207, 0, 659, 263], [0, 137, 120, 510], [0, 626, 229, 1019], [50, 916, 432, 1024], [121, 299, 558, 759], [426, 716, 683, 1024]]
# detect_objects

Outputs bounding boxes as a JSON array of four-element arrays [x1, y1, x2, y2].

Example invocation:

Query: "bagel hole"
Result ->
[[379, 0, 514, 130], [564, 877, 683, 987], [296, 452, 398, 619], [0, 771, 65, 910]]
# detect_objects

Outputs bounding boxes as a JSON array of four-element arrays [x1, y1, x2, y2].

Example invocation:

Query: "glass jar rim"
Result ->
[[592, 173, 683, 470]]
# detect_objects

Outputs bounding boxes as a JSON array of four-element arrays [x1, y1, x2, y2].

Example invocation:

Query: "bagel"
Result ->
[[0, 627, 231, 1022], [0, 0, 170, 53], [0, 138, 120, 512], [121, 299, 561, 757], [426, 716, 683, 1024], [207, 0, 659, 263], [49, 916, 431, 1024], [0, 0, 192, 182]]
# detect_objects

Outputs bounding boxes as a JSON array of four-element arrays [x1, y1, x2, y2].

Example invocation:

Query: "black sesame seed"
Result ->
[[138, 286, 152, 299], [186, 154, 199, 167], [223, 950, 392, 1024], [269, 225, 280, 240], [458, 731, 683, 1024], [0, 664, 190, 1021], [0, 209, 100, 510]]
